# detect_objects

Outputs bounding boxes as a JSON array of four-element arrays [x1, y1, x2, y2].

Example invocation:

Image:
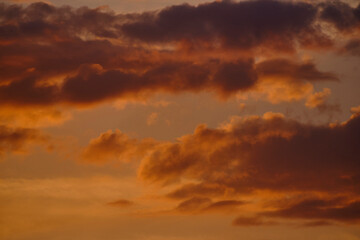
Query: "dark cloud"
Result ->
[[0, 39, 135, 83], [121, 0, 330, 51], [319, 1, 360, 31], [0, 1, 346, 108], [263, 197, 360, 223], [1, 0, 357, 50], [140, 112, 360, 196], [341, 38, 360, 56], [0, 57, 336, 106], [256, 59, 338, 82], [0, 2, 120, 41]]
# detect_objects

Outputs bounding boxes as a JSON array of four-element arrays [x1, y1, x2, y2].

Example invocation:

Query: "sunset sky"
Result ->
[[0, 0, 360, 239]]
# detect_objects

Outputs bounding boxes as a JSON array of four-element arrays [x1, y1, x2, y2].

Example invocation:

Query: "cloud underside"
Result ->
[[83, 112, 360, 225], [1, 0, 358, 107]]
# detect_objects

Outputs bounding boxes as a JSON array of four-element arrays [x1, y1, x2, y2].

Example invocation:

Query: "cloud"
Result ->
[[256, 59, 338, 82], [0, 57, 337, 107], [0, 124, 48, 157], [232, 216, 275, 227], [263, 197, 360, 223], [305, 88, 340, 113], [202, 200, 245, 212], [319, 1, 360, 31], [351, 105, 360, 114], [81, 129, 156, 163], [85, 111, 360, 223], [0, 2, 121, 41], [253, 59, 338, 103], [167, 183, 232, 199], [113, 111, 360, 225], [139, 112, 360, 200], [0, 1, 344, 110], [107, 199, 134, 207], [121, 0, 331, 51], [341, 39, 360, 56], [0, 106, 71, 128], [175, 197, 212, 213], [175, 197, 244, 213]]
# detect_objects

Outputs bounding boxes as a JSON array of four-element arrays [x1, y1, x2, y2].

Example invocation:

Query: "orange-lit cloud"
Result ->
[[80, 111, 360, 224], [107, 199, 134, 207], [305, 88, 340, 113], [0, 106, 71, 127], [175, 197, 244, 214], [81, 129, 156, 163], [232, 216, 276, 227], [0, 58, 337, 107], [0, 124, 48, 157], [1, 1, 360, 236], [0, 1, 354, 111], [262, 197, 360, 224]]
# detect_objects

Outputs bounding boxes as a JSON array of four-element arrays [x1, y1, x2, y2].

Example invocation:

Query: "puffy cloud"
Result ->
[[81, 129, 156, 163], [0, 1, 345, 110], [139, 112, 360, 197], [319, 1, 360, 31], [121, 0, 331, 51], [0, 2, 121, 41], [79, 107, 360, 224], [84, 111, 360, 208], [0, 58, 336, 107], [131, 112, 360, 224]]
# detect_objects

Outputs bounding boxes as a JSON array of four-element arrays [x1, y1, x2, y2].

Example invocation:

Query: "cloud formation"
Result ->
[[121, 0, 330, 50], [263, 197, 360, 223], [107, 199, 134, 207], [82, 111, 360, 225], [140, 112, 360, 195], [0, 0, 350, 110], [81, 129, 156, 163], [0, 58, 337, 107], [0, 125, 47, 157]]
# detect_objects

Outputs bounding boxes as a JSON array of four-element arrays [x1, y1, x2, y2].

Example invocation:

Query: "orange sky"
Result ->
[[0, 0, 360, 239]]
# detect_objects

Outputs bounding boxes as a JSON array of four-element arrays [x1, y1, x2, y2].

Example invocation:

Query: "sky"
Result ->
[[0, 0, 360, 239]]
